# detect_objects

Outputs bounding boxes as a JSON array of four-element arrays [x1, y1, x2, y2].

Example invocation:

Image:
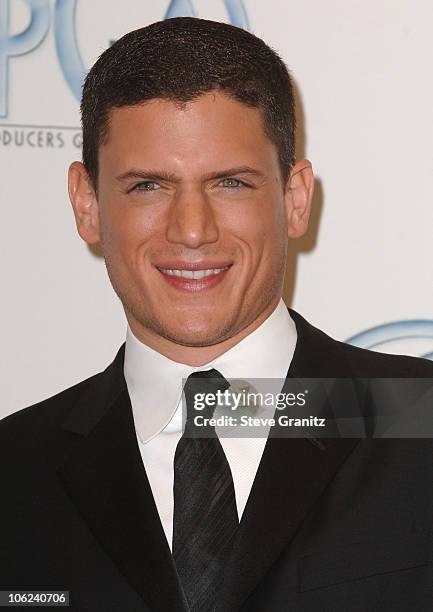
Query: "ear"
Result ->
[[68, 161, 101, 244], [284, 159, 314, 238]]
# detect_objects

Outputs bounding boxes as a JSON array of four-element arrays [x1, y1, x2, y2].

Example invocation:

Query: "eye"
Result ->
[[220, 178, 244, 188], [132, 181, 160, 192]]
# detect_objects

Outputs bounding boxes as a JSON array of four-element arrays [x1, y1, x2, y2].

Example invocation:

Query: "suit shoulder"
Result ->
[[0, 344, 125, 455], [0, 371, 101, 438], [334, 338, 433, 377], [289, 308, 433, 377]]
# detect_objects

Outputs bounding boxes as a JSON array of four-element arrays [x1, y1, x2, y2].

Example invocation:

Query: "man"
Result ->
[[1, 16, 432, 612]]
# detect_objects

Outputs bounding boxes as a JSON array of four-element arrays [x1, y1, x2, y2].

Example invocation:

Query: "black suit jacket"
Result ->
[[1, 308, 433, 611]]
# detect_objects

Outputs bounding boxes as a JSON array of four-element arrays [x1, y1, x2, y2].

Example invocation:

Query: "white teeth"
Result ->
[[159, 266, 229, 279]]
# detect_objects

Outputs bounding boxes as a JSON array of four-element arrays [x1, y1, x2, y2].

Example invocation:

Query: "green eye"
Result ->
[[134, 181, 160, 191], [220, 178, 243, 188]]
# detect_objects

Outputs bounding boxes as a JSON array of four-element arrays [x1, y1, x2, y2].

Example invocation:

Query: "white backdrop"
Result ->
[[2, 0, 432, 418]]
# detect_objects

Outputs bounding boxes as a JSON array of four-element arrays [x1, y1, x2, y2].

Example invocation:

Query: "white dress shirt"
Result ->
[[124, 298, 297, 550]]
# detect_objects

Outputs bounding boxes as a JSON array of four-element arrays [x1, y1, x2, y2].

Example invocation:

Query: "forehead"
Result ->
[[99, 92, 279, 175]]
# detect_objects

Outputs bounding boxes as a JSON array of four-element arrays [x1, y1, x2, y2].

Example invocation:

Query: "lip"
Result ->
[[155, 261, 233, 292], [155, 261, 233, 271]]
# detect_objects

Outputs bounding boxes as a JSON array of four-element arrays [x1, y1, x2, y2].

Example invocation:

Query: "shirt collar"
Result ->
[[124, 298, 297, 444]]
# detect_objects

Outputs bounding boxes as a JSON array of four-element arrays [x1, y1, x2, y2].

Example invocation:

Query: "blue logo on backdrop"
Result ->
[[347, 321, 433, 361], [0, 0, 50, 117], [0, 0, 249, 117]]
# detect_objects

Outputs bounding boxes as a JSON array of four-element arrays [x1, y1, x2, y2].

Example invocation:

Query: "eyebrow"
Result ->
[[115, 166, 265, 183]]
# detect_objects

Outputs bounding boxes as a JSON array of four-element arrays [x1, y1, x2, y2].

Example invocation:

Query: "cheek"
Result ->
[[99, 202, 157, 256], [224, 196, 285, 257]]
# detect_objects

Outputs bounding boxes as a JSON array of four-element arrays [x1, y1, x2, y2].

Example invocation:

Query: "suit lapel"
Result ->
[[216, 308, 362, 612], [57, 345, 188, 612]]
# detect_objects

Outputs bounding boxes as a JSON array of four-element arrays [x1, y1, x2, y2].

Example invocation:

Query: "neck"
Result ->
[[126, 298, 281, 366]]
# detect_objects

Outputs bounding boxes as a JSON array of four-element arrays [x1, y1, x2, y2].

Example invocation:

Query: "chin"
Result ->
[[166, 326, 225, 347], [156, 316, 232, 347]]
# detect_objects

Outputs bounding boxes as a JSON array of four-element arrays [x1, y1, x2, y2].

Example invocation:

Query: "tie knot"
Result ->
[[183, 368, 231, 437]]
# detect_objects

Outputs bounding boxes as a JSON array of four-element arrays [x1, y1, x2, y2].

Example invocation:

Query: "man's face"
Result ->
[[70, 92, 312, 351]]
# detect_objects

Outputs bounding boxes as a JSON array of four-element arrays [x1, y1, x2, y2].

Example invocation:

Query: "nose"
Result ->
[[165, 185, 219, 248]]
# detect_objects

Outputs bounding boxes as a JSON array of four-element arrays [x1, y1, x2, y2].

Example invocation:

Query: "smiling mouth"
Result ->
[[155, 263, 233, 291], [157, 265, 230, 279]]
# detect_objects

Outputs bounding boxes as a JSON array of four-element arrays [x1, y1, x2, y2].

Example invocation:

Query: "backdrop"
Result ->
[[2, 0, 432, 418]]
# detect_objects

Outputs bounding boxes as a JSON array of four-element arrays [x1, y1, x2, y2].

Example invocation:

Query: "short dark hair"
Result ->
[[81, 17, 296, 189]]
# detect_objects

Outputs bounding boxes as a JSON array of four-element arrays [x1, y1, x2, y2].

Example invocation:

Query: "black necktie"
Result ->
[[173, 369, 239, 612]]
